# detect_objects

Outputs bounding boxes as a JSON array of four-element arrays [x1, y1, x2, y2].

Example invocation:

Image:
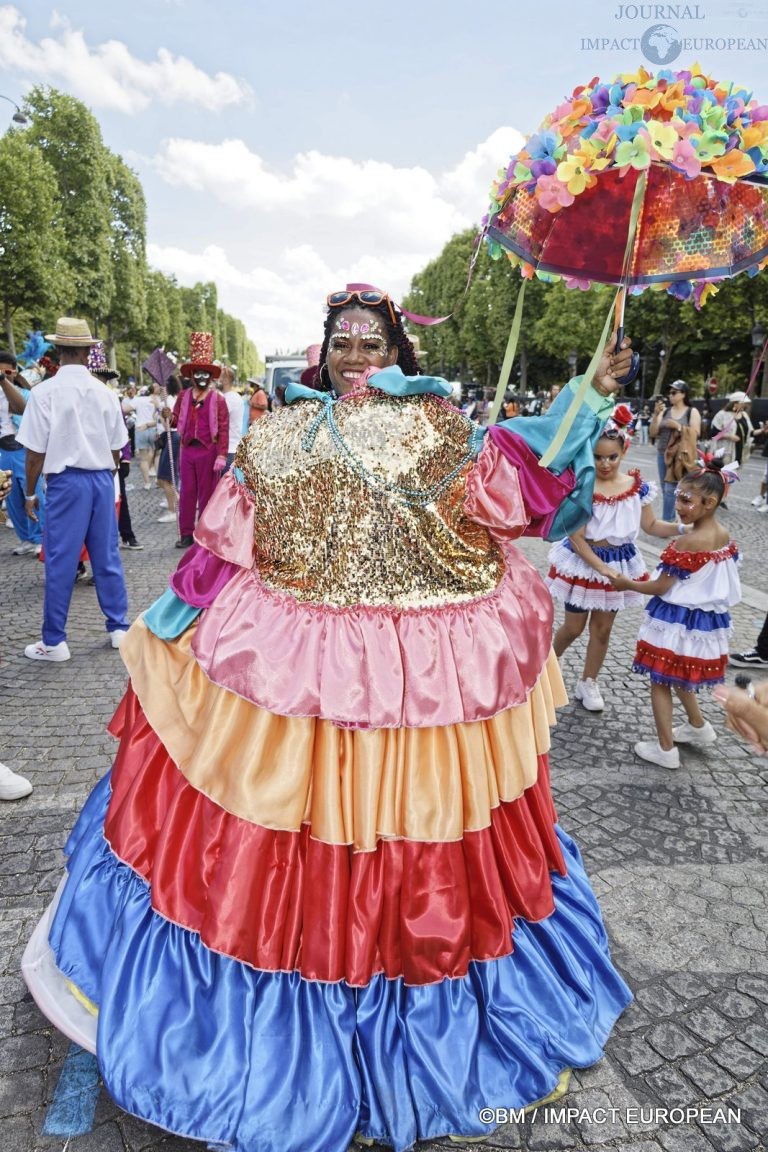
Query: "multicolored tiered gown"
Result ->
[[23, 371, 631, 1152]]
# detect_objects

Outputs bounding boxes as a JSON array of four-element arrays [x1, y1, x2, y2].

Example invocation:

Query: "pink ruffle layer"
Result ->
[[176, 446, 558, 728], [191, 549, 554, 729]]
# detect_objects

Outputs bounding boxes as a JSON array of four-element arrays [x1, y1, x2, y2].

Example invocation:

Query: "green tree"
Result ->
[[142, 270, 172, 351], [102, 154, 148, 365], [0, 130, 67, 352], [23, 86, 114, 321]]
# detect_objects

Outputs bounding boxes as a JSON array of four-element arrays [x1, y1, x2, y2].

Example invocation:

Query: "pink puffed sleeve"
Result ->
[[482, 426, 578, 539], [464, 436, 529, 541], [193, 471, 256, 569]]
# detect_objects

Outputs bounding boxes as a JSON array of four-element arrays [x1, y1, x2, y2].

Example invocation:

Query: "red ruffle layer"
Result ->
[[105, 689, 566, 986], [634, 639, 728, 684], [547, 567, 649, 592]]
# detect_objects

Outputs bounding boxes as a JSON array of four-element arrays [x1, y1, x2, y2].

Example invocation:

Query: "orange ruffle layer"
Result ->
[[105, 690, 566, 985]]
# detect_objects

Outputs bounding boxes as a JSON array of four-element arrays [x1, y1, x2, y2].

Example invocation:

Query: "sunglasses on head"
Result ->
[[327, 290, 397, 328]]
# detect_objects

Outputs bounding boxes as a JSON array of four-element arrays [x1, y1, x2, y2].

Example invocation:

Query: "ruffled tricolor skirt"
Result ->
[[632, 596, 731, 691], [23, 538, 631, 1152], [547, 539, 648, 611]]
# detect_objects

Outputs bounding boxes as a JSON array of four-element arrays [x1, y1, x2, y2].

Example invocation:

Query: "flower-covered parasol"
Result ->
[[486, 64, 768, 306], [482, 64, 768, 451]]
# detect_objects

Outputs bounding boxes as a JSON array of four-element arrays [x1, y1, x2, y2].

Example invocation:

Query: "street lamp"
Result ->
[[0, 95, 29, 125], [567, 350, 578, 378]]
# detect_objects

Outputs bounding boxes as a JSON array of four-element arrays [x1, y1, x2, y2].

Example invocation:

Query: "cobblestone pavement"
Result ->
[[0, 443, 766, 1152]]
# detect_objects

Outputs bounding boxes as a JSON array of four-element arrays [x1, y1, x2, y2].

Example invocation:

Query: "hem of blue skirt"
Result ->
[[47, 777, 632, 1152]]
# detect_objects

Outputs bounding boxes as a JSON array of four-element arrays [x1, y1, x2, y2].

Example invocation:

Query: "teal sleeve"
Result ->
[[143, 587, 201, 639], [497, 377, 612, 540]]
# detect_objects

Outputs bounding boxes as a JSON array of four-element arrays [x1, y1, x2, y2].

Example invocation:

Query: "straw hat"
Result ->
[[44, 317, 98, 347]]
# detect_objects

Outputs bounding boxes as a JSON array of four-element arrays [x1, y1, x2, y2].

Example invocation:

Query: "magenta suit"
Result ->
[[175, 388, 229, 537]]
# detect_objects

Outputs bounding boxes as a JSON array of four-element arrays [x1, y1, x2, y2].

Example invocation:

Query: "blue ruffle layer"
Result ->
[[50, 776, 631, 1152], [563, 539, 638, 563], [645, 596, 730, 633]]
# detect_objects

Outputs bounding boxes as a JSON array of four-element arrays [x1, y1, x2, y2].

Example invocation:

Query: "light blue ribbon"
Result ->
[[285, 365, 452, 406]]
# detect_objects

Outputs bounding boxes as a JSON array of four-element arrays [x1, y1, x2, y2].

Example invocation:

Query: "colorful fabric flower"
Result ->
[[555, 155, 596, 195], [708, 149, 756, 182], [693, 131, 728, 162], [670, 137, 701, 178], [536, 173, 575, 211], [615, 134, 651, 170], [646, 120, 679, 161]]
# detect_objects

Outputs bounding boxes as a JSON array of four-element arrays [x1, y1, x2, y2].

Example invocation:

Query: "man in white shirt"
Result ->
[[16, 317, 130, 662], [219, 365, 245, 467]]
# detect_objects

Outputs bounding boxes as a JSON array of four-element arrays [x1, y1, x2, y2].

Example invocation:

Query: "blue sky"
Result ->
[[2, 1, 768, 355]]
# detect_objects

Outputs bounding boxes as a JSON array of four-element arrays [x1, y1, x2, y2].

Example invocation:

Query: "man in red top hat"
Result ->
[[170, 332, 229, 548]]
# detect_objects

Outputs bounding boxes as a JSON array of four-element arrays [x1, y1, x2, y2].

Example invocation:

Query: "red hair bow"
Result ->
[[611, 403, 634, 427]]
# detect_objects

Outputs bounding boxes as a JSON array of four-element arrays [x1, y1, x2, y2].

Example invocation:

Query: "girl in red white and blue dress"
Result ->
[[612, 459, 741, 769], [547, 406, 682, 713]]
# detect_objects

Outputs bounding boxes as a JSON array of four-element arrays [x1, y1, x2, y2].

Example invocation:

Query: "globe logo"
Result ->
[[641, 23, 682, 65]]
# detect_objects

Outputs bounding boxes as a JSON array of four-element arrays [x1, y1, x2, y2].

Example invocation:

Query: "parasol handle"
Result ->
[[612, 324, 640, 390]]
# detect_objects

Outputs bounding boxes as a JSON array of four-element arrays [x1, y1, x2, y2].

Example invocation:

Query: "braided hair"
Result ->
[[681, 456, 727, 506], [316, 298, 421, 392]]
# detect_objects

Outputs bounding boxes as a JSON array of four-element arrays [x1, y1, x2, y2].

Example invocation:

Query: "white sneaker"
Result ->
[[12, 542, 38, 555], [110, 629, 128, 649], [634, 740, 680, 769], [157, 511, 177, 523], [574, 678, 605, 711], [0, 763, 33, 800], [759, 504, 768, 514], [750, 495, 765, 507], [24, 639, 71, 662], [672, 719, 717, 746]]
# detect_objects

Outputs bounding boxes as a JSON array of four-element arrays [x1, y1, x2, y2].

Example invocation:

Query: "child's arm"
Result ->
[[566, 526, 618, 579], [640, 505, 689, 539], [610, 570, 677, 596]]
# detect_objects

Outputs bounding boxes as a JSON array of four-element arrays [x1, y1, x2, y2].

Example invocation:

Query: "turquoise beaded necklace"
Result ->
[[301, 392, 483, 509]]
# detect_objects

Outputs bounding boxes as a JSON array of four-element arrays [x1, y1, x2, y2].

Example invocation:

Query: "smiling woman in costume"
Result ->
[[23, 288, 633, 1152]]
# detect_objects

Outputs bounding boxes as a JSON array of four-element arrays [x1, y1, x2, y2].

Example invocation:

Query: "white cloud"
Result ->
[[439, 127, 525, 217], [146, 128, 523, 354], [147, 240, 422, 354], [0, 5, 251, 113], [153, 139, 464, 250]]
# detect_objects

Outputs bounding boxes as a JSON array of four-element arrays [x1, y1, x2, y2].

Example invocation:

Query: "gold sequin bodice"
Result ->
[[234, 390, 505, 609]]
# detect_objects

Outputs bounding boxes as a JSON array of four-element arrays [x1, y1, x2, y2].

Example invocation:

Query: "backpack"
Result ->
[[663, 422, 699, 482]]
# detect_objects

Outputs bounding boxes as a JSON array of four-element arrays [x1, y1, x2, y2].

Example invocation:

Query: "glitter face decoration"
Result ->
[[331, 314, 389, 355]]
